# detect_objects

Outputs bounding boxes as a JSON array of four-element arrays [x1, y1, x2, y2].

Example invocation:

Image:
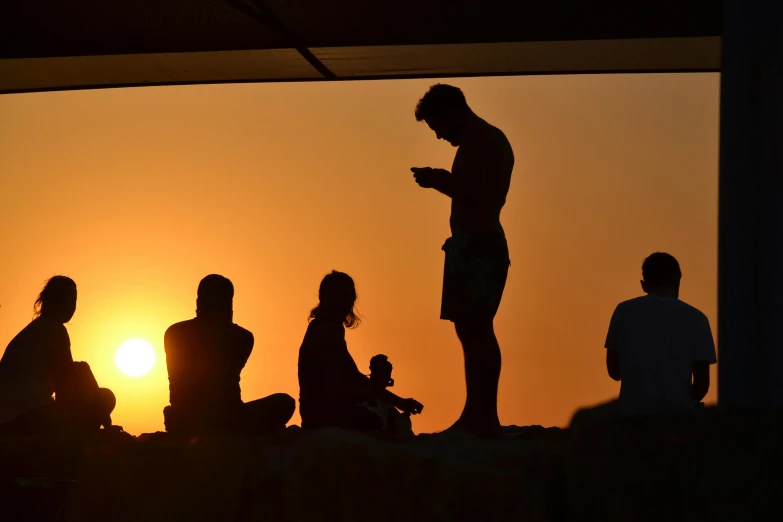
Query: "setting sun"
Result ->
[[116, 340, 156, 377]]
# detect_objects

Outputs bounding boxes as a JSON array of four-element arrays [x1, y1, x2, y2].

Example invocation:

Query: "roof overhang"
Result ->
[[0, 1, 721, 94]]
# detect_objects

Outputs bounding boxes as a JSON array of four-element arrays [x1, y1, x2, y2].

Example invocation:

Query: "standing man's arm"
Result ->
[[412, 167, 459, 198], [605, 305, 624, 381], [412, 139, 496, 200]]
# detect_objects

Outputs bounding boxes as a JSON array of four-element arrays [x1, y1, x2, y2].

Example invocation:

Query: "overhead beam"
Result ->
[[223, 0, 337, 79], [0, 37, 719, 95]]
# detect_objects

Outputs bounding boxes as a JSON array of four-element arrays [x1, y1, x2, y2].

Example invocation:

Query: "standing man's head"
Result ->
[[196, 274, 234, 321], [641, 253, 682, 298], [34, 275, 77, 323], [415, 84, 474, 147], [309, 271, 360, 328]]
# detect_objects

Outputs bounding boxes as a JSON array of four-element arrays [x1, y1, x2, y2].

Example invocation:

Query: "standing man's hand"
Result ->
[[411, 167, 449, 189]]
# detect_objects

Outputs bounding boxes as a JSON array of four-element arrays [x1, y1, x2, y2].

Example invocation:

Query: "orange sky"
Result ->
[[0, 74, 719, 435]]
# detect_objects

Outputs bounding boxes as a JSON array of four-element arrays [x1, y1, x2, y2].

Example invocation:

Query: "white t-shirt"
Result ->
[[0, 317, 73, 423], [605, 295, 717, 414]]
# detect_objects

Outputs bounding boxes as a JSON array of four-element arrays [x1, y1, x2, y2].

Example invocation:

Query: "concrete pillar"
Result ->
[[718, 0, 783, 406]]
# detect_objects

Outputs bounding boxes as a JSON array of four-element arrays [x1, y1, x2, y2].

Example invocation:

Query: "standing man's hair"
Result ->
[[415, 84, 469, 122], [642, 253, 682, 287]]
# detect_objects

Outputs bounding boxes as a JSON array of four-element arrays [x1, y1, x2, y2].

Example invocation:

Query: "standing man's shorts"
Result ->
[[440, 235, 510, 322]]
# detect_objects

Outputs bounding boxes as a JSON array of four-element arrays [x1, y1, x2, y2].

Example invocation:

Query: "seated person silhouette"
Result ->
[[298, 271, 423, 431], [0, 276, 116, 433], [163, 274, 295, 436], [605, 253, 717, 415], [361, 355, 414, 436]]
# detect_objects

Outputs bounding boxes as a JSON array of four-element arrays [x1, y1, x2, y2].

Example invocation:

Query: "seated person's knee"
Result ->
[[278, 393, 296, 420], [264, 393, 296, 423], [99, 388, 116, 415], [286, 394, 296, 415]]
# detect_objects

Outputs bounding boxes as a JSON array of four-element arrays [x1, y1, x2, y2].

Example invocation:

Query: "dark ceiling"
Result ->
[[0, 1, 721, 94]]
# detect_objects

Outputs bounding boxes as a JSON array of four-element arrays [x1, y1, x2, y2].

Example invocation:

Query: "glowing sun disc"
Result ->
[[116, 339, 155, 377]]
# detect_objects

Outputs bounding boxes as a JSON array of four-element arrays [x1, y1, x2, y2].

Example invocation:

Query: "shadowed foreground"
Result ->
[[1, 407, 780, 522]]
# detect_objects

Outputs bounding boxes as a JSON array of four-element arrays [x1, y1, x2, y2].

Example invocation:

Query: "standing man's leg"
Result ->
[[443, 240, 508, 435], [454, 318, 502, 433]]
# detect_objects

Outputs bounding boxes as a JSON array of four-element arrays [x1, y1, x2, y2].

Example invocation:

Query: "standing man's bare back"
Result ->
[[411, 84, 514, 435], [449, 119, 514, 237]]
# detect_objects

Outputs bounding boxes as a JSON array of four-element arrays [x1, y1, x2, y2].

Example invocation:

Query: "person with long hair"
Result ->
[[163, 274, 296, 436], [0, 276, 116, 432], [297, 271, 423, 431]]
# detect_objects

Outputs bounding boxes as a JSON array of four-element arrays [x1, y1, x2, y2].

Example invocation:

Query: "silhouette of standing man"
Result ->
[[411, 84, 514, 436]]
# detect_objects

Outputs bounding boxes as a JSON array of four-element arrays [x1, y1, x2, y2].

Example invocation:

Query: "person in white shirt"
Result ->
[[604, 253, 717, 415], [0, 276, 115, 432]]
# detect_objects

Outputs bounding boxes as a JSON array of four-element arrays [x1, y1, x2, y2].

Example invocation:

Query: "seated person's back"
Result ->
[[165, 317, 252, 418], [0, 276, 115, 432], [298, 318, 372, 428], [164, 274, 295, 435], [605, 253, 717, 414], [0, 315, 71, 424]]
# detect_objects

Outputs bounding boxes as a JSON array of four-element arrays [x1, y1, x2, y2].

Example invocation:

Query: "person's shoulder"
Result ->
[[474, 120, 514, 165], [33, 317, 70, 342], [165, 318, 199, 341], [674, 299, 710, 322], [469, 120, 503, 145], [478, 120, 512, 148], [166, 319, 194, 334], [614, 296, 647, 312], [230, 323, 254, 344], [307, 319, 345, 339]]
